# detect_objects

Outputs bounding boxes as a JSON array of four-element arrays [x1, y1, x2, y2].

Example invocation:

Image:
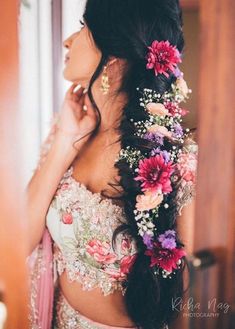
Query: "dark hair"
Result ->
[[81, 1, 188, 328]]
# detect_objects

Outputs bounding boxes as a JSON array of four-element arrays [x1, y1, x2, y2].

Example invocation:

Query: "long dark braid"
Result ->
[[81, 1, 188, 328]]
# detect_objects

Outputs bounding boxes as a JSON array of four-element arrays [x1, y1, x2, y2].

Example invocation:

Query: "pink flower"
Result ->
[[163, 101, 189, 118], [177, 152, 197, 183], [134, 155, 175, 194], [86, 239, 117, 264], [145, 242, 186, 273], [62, 213, 73, 224], [146, 40, 181, 77], [163, 102, 180, 117], [120, 254, 137, 275], [146, 102, 169, 117], [136, 190, 164, 211]]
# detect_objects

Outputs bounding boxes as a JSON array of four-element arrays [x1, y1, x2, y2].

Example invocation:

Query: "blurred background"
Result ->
[[0, 1, 234, 328]]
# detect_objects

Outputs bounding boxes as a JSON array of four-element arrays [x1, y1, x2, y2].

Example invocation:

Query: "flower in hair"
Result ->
[[145, 242, 186, 274], [147, 124, 173, 139], [115, 75, 198, 278], [150, 148, 171, 163], [146, 40, 181, 77], [158, 230, 176, 249], [146, 102, 169, 117], [134, 155, 175, 194], [143, 132, 164, 145], [136, 190, 163, 211], [143, 233, 154, 249]]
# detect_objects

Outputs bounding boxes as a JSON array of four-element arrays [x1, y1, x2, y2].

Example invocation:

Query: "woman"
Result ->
[[27, 0, 198, 328]]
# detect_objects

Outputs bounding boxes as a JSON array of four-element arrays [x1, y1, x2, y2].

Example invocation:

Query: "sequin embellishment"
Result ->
[[46, 166, 138, 296]]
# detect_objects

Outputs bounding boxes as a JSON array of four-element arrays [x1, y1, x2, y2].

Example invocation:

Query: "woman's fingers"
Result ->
[[65, 83, 84, 99], [65, 83, 78, 95]]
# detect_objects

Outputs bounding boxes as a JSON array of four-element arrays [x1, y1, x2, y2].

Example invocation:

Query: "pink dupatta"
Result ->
[[27, 228, 54, 329], [26, 114, 60, 328]]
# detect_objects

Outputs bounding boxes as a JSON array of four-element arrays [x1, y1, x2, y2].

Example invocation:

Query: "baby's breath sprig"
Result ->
[[134, 209, 157, 237], [115, 146, 145, 169]]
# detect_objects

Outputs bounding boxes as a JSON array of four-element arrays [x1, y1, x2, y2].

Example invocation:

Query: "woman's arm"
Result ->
[[25, 84, 98, 255], [25, 131, 83, 254]]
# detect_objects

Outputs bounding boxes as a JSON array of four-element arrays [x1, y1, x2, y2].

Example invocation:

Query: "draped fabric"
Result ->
[[27, 228, 55, 329]]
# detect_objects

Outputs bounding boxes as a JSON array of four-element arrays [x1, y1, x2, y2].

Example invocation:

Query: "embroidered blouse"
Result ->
[[46, 165, 138, 296], [38, 115, 197, 297]]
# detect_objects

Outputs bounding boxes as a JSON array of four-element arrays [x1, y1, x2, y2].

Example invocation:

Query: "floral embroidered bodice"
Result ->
[[46, 166, 138, 296]]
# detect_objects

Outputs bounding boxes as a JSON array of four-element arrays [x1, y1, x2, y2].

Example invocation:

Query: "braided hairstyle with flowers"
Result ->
[[82, 1, 198, 328]]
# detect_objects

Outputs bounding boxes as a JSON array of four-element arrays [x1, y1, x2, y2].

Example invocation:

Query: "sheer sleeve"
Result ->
[[175, 136, 198, 216]]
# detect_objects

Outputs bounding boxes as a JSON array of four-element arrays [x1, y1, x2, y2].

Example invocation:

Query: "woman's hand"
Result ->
[[55, 83, 98, 144]]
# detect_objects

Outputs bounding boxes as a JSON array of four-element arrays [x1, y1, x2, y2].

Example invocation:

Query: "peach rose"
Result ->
[[136, 190, 164, 211], [86, 239, 117, 264], [146, 102, 169, 117], [147, 124, 172, 139]]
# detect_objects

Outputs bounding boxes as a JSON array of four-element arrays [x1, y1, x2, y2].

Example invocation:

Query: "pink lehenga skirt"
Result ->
[[53, 286, 138, 329]]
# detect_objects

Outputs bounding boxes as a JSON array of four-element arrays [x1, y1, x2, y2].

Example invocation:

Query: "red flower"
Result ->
[[164, 101, 189, 117], [134, 155, 175, 194], [145, 242, 186, 273], [146, 40, 181, 77]]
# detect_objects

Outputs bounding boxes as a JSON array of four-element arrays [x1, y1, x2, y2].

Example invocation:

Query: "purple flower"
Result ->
[[172, 123, 184, 139], [174, 66, 183, 78], [144, 132, 164, 145], [150, 147, 161, 156], [161, 150, 171, 163], [150, 148, 171, 163], [143, 233, 154, 249], [160, 238, 176, 250], [158, 230, 176, 250]]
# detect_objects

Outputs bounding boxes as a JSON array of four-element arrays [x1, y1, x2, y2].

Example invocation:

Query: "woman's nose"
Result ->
[[63, 32, 78, 49], [63, 37, 71, 49]]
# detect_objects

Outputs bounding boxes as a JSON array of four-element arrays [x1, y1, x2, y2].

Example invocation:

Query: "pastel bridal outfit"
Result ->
[[27, 116, 139, 329]]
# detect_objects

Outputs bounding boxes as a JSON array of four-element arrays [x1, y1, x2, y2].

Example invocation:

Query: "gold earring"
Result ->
[[100, 65, 110, 95]]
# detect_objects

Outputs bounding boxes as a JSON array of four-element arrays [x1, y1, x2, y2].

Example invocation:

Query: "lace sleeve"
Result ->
[[175, 136, 198, 216], [34, 112, 60, 172]]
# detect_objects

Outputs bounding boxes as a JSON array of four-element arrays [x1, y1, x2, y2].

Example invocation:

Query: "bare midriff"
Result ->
[[58, 272, 136, 327]]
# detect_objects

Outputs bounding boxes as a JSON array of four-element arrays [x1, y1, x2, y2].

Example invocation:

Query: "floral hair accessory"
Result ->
[[146, 40, 182, 77], [116, 72, 197, 279]]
